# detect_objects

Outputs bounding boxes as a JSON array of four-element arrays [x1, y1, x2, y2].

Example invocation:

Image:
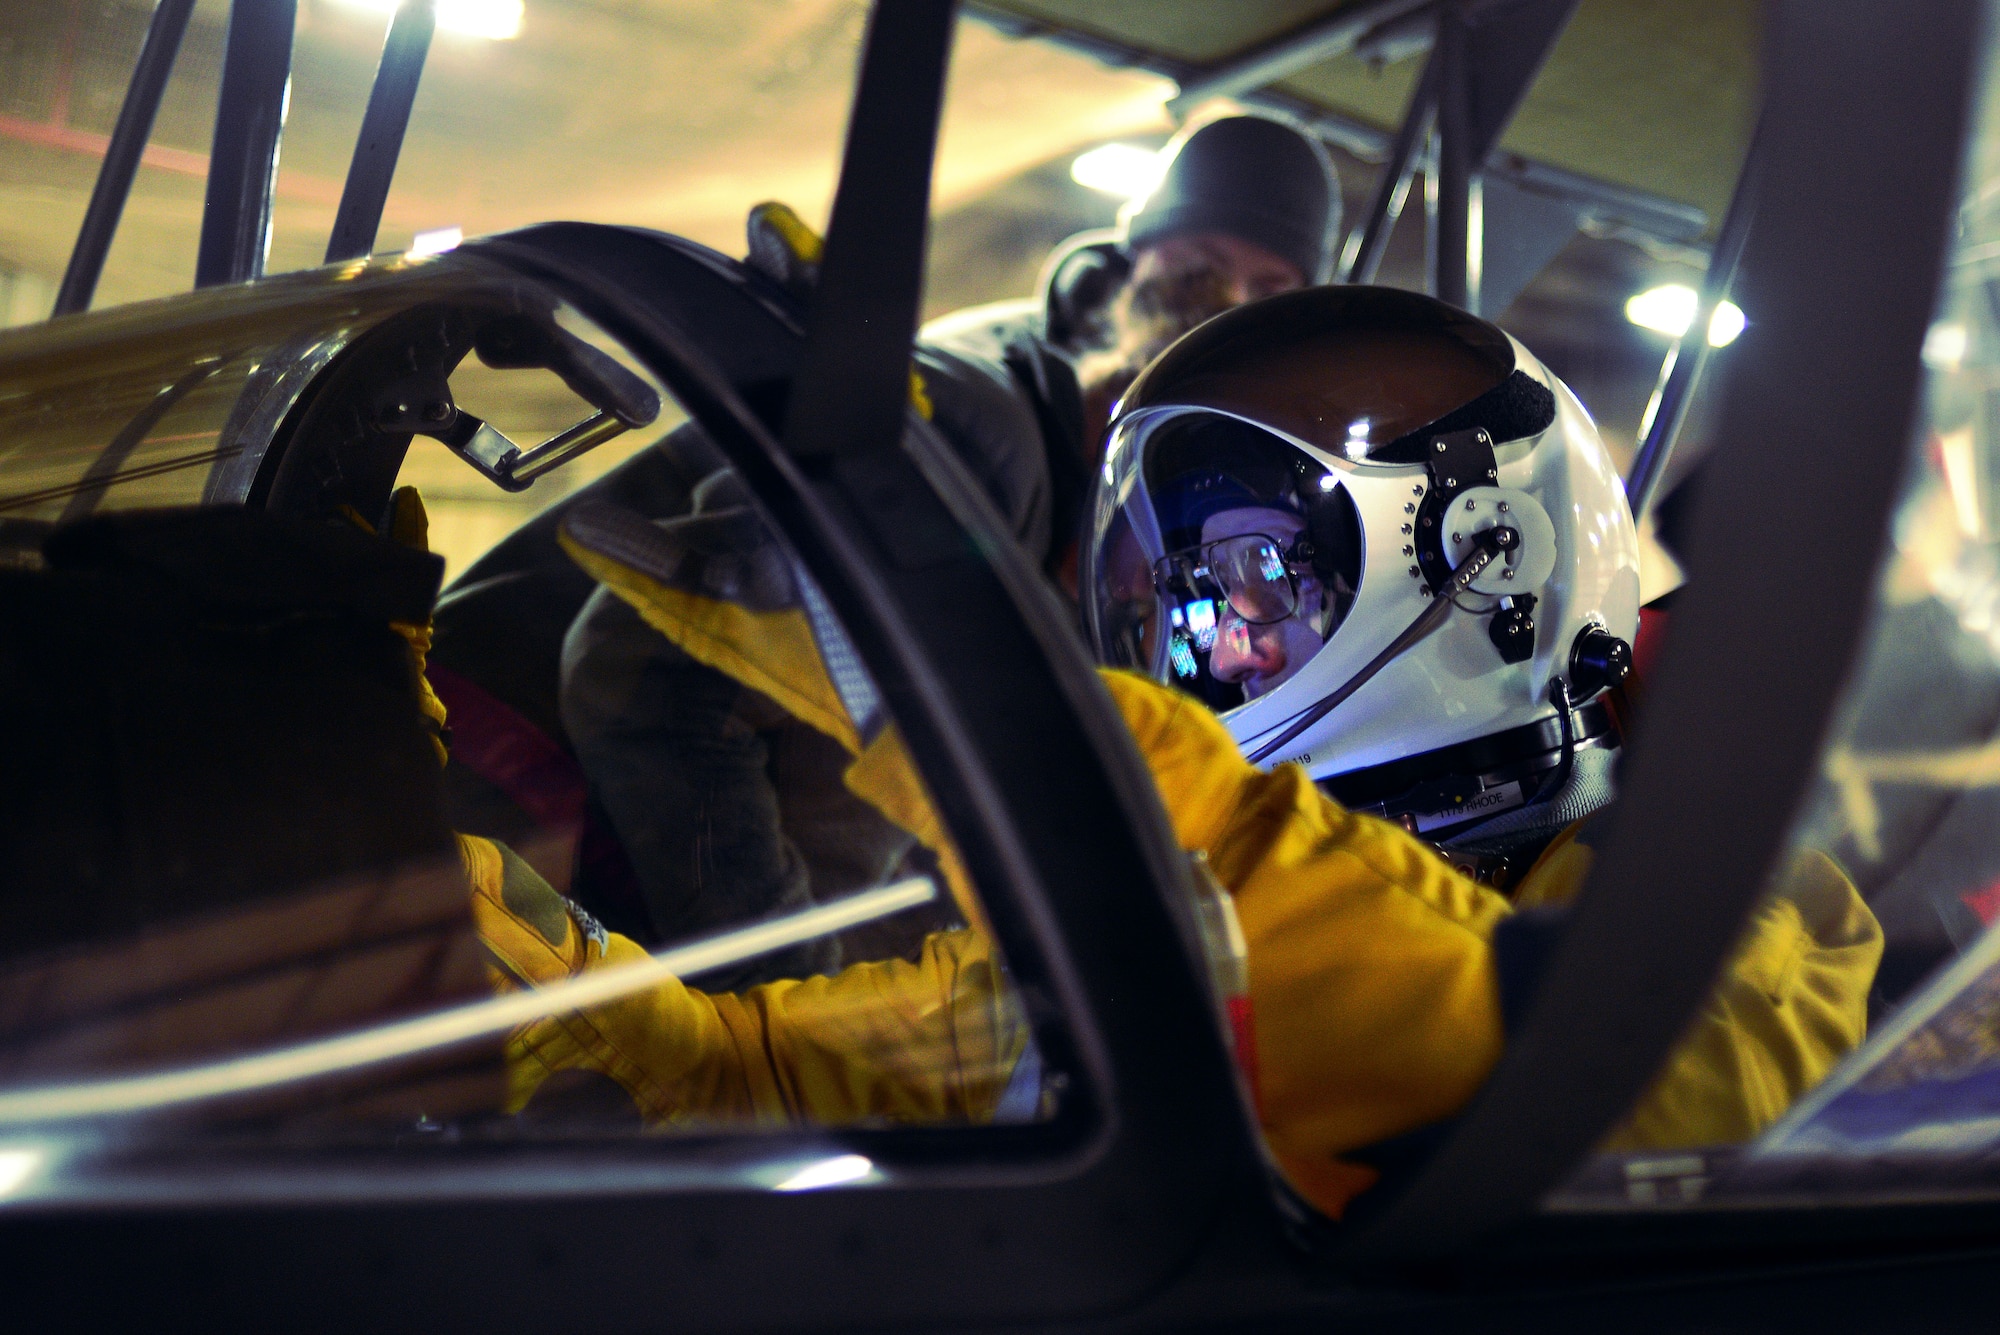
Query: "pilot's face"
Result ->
[[1201, 505, 1327, 699], [1129, 232, 1306, 313]]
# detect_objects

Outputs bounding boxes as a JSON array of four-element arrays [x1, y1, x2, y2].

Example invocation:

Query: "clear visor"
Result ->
[[1084, 409, 1361, 712]]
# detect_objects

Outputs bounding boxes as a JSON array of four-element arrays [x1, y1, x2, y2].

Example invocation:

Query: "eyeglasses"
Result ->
[[1154, 533, 1317, 636]]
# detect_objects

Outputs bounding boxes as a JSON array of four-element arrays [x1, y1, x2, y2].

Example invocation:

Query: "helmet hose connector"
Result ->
[[1246, 531, 1507, 763], [1569, 624, 1634, 700]]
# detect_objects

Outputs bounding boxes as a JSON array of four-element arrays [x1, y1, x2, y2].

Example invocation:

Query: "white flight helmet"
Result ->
[[1083, 286, 1641, 851]]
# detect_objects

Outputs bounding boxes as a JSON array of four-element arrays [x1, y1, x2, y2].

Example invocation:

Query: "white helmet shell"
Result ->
[[1083, 287, 1640, 786]]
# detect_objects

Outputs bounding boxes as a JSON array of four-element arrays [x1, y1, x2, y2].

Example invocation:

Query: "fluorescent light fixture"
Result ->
[[1624, 284, 1696, 336], [772, 1154, 875, 1193], [1939, 426, 1983, 538], [438, 0, 522, 39], [0, 1145, 46, 1199], [1071, 143, 1163, 200], [1706, 300, 1745, 347], [1624, 284, 1746, 347], [1924, 321, 1970, 370], [332, 0, 523, 41], [409, 226, 463, 257]]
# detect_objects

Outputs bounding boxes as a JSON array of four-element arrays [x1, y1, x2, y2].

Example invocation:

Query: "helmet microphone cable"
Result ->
[[1246, 530, 1512, 764], [1527, 677, 1577, 809], [1434, 676, 1580, 847]]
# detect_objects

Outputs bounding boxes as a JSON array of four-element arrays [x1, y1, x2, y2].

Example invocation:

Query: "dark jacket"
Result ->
[[433, 341, 1057, 984], [921, 299, 1091, 574]]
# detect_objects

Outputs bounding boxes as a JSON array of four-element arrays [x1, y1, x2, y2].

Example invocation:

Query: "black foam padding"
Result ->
[[1372, 369, 1558, 463], [0, 507, 454, 961], [1492, 904, 1570, 1035], [43, 505, 443, 625]]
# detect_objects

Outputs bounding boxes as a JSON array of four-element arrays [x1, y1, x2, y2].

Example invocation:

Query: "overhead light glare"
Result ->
[[332, 0, 523, 41], [773, 1154, 875, 1193], [1939, 426, 1984, 538], [1071, 143, 1163, 200], [1925, 321, 1970, 370], [1706, 301, 1745, 347], [409, 226, 463, 257], [0, 1145, 46, 1199], [1624, 284, 1746, 347]]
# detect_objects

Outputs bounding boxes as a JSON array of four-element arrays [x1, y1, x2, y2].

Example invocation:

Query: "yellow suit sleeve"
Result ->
[[464, 834, 1026, 1128], [467, 655, 1518, 1214], [1514, 828, 1882, 1149], [1100, 671, 1512, 1212]]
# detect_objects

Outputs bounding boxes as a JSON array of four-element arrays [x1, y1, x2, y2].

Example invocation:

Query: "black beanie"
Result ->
[[1121, 115, 1339, 284]]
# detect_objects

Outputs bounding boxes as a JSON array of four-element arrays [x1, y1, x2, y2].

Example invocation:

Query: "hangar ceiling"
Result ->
[[0, 0, 1173, 314], [0, 0, 1747, 575], [969, 0, 1760, 230]]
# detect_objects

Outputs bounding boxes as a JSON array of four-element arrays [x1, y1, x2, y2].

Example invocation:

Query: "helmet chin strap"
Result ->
[[1245, 527, 1514, 764]]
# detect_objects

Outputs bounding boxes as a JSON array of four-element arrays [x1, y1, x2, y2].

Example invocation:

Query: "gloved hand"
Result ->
[[559, 478, 871, 754], [557, 491, 990, 936], [342, 485, 450, 764], [745, 200, 933, 421]]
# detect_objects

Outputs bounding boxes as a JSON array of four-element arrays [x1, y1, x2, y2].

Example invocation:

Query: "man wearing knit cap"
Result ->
[[924, 113, 1341, 581]]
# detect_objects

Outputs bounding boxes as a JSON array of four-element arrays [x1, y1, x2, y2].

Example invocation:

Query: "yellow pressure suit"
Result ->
[[454, 502, 1881, 1220]]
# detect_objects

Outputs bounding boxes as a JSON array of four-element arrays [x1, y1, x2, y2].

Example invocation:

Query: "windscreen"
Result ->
[[0, 253, 1062, 1209], [1549, 19, 2000, 1212]]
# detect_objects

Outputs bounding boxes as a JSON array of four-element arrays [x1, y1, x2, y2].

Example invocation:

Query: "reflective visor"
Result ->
[[1084, 408, 1361, 713], [1118, 285, 1514, 461]]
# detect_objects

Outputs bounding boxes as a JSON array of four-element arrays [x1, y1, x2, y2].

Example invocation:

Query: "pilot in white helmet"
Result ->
[[1082, 284, 1646, 883], [491, 285, 1880, 1220]]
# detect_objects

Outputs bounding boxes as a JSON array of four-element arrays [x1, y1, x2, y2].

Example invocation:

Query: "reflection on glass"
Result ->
[[1556, 29, 2000, 1210], [0, 257, 1053, 1207]]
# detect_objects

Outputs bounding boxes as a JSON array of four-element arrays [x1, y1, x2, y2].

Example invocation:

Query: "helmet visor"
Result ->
[[1085, 409, 1361, 711], [1154, 532, 1306, 629]]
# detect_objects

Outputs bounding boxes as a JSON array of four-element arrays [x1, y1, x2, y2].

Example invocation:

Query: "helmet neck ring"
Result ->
[[1316, 695, 1620, 836]]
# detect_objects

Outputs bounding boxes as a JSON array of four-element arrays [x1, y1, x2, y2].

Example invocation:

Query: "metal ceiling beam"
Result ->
[[1459, 0, 1580, 165], [1624, 113, 1763, 519], [1340, 53, 1437, 283], [325, 1, 436, 264], [1492, 153, 1707, 243], [195, 0, 296, 289], [54, 0, 197, 317], [1167, 0, 1434, 116], [1353, 0, 1557, 68], [961, 2, 1710, 250], [1431, 4, 1474, 306], [1429, 0, 1581, 309], [1354, 5, 1442, 65]]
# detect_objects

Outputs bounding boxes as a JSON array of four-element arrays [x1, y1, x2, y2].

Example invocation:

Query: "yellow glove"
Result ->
[[341, 486, 449, 765], [1514, 825, 1881, 1151], [745, 200, 932, 421], [464, 831, 1024, 1127]]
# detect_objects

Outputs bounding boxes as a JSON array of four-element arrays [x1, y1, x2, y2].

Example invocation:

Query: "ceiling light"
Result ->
[[772, 1154, 875, 1192], [1070, 143, 1162, 199], [1624, 284, 1746, 347], [409, 226, 463, 256], [1939, 426, 1983, 537], [332, 0, 523, 41], [437, 0, 522, 40], [0, 1145, 46, 1199], [1924, 321, 1970, 370], [1705, 301, 1745, 347]]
